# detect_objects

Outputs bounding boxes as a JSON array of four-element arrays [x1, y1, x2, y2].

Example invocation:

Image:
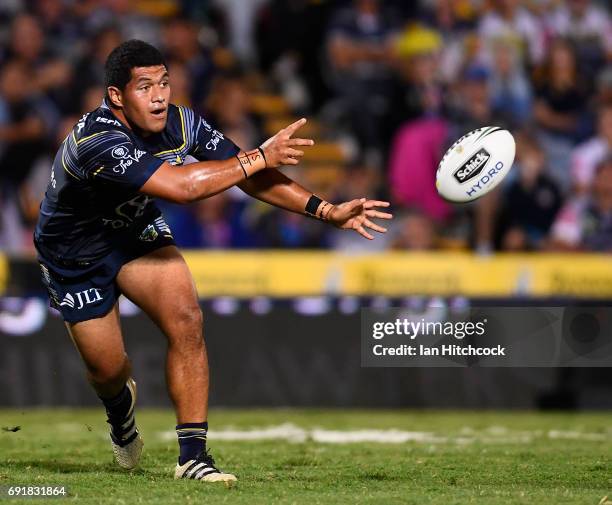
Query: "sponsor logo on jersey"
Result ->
[[59, 289, 103, 310], [453, 148, 491, 184], [206, 130, 225, 151], [96, 116, 122, 126], [139, 224, 159, 242], [111, 146, 146, 174], [202, 119, 213, 132]]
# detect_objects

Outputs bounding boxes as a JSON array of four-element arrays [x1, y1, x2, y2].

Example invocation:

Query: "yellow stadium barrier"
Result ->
[[179, 252, 612, 298], [3, 252, 611, 298]]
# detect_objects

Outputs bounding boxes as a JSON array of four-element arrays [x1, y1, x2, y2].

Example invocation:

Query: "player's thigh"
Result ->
[[66, 303, 126, 374], [115, 246, 201, 337]]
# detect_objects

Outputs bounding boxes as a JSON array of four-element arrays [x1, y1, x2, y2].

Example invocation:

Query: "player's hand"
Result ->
[[328, 198, 393, 240], [259, 118, 314, 167]]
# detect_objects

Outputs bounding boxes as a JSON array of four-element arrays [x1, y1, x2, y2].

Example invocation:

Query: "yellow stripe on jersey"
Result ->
[[76, 130, 110, 145], [61, 142, 80, 180], [154, 106, 186, 156]]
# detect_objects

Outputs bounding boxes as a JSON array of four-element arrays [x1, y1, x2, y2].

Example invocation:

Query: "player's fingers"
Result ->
[[363, 218, 387, 233], [365, 210, 393, 220], [356, 225, 374, 240], [350, 198, 365, 209], [289, 138, 315, 147], [285, 148, 304, 158], [283, 157, 300, 165], [363, 200, 390, 209], [283, 117, 307, 136]]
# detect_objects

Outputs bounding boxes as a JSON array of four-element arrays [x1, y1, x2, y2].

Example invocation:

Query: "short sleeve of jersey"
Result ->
[[78, 131, 164, 190], [186, 109, 241, 161]]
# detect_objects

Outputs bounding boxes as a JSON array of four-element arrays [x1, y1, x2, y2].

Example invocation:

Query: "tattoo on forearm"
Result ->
[[257, 146, 267, 168], [235, 149, 264, 178]]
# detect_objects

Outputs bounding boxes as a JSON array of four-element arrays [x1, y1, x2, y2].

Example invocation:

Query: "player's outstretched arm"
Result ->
[[140, 118, 313, 204], [239, 167, 393, 240]]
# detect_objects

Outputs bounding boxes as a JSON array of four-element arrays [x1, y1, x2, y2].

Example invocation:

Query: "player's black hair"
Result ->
[[104, 39, 166, 92]]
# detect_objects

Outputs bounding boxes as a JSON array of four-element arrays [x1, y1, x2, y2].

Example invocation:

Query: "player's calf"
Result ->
[[101, 377, 143, 470]]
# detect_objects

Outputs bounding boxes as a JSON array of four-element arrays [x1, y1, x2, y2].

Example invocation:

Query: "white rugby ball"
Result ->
[[436, 126, 515, 203]]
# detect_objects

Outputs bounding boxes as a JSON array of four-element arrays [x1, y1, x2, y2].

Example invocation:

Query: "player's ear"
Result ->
[[107, 86, 123, 108]]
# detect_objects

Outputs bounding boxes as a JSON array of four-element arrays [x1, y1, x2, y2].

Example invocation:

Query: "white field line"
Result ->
[[548, 430, 607, 441], [155, 422, 611, 445]]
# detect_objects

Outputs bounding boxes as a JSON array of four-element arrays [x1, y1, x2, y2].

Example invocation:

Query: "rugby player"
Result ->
[[33, 40, 392, 483]]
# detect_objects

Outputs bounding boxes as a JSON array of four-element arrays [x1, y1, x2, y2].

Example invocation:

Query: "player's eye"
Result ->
[[160, 81, 169, 88], [139, 85, 150, 91]]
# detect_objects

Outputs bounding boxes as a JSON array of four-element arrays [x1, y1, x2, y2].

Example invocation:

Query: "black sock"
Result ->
[[100, 384, 135, 445], [176, 422, 208, 465]]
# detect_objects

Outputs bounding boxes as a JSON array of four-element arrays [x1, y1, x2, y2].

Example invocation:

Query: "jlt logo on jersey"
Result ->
[[60, 289, 103, 310]]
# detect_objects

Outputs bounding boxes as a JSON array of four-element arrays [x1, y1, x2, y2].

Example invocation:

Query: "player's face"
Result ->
[[122, 65, 171, 134]]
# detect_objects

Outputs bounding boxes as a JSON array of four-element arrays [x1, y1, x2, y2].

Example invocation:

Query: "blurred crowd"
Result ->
[[0, 0, 611, 254]]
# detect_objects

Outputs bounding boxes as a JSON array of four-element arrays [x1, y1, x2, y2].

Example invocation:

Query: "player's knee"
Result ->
[[169, 304, 204, 346], [87, 357, 130, 387]]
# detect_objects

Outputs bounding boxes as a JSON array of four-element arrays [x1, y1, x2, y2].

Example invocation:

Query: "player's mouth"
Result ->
[[150, 107, 167, 119]]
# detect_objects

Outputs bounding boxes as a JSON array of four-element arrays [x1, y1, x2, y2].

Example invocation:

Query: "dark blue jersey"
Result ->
[[34, 100, 240, 263]]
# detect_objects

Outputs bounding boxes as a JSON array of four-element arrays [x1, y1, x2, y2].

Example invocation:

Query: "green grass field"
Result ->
[[1, 409, 611, 504]]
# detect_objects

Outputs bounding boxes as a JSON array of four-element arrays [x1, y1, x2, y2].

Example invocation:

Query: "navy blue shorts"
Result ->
[[37, 216, 175, 324]]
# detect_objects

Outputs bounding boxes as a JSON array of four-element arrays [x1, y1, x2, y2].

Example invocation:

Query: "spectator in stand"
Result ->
[[478, 0, 546, 68], [161, 17, 217, 107], [388, 116, 450, 222], [255, 0, 334, 112], [449, 64, 506, 140], [570, 101, 612, 193], [0, 60, 56, 252], [203, 72, 262, 151], [489, 40, 533, 128], [212, 0, 268, 66], [423, 0, 481, 84], [81, 0, 160, 44], [549, 156, 612, 251], [533, 38, 591, 189], [0, 61, 51, 189], [387, 24, 445, 132], [326, 0, 400, 157], [4, 13, 72, 113], [166, 60, 192, 107], [34, 0, 82, 59], [386, 25, 470, 224], [69, 27, 122, 115], [533, 39, 590, 138], [495, 132, 563, 251], [391, 210, 437, 251], [547, 0, 612, 77]]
